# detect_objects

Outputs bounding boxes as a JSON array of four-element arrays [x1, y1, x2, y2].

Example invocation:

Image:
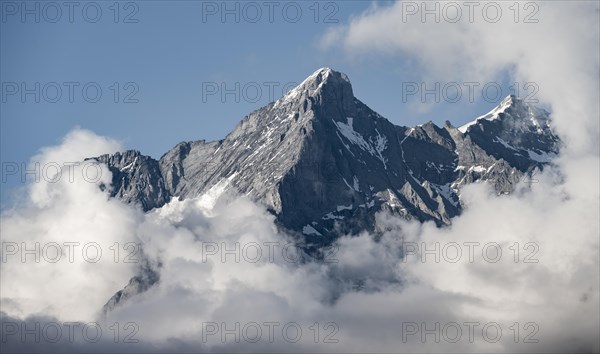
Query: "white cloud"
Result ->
[[1, 129, 139, 322], [94, 171, 597, 352], [320, 1, 600, 156], [1, 154, 598, 352], [27, 128, 123, 207]]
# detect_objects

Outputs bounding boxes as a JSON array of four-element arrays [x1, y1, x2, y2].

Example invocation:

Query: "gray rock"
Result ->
[[93, 69, 559, 239], [89, 150, 171, 211], [96, 68, 560, 312], [102, 263, 158, 316]]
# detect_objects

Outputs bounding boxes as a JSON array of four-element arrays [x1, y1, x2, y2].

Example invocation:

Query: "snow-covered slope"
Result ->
[[458, 95, 514, 133]]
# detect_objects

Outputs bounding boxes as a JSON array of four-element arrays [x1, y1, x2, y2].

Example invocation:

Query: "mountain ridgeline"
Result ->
[[92, 68, 560, 242]]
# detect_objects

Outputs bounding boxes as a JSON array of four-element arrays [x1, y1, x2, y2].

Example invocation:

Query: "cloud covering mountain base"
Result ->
[[1, 124, 598, 353]]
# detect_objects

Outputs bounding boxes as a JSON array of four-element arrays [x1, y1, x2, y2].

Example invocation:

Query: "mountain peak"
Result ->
[[457, 94, 552, 134], [306, 67, 350, 82], [458, 95, 517, 133], [274, 68, 354, 109], [311, 66, 334, 77], [297, 67, 351, 92], [95, 73, 559, 241]]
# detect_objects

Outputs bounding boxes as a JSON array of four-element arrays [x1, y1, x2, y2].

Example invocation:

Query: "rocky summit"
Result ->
[[92, 68, 560, 243], [96, 68, 560, 313]]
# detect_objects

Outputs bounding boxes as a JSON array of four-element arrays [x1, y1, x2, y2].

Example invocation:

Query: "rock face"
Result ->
[[102, 264, 158, 316], [93, 150, 170, 211], [92, 68, 559, 242], [96, 68, 560, 314]]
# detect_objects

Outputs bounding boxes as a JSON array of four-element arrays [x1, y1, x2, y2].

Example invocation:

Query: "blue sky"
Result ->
[[1, 0, 519, 206]]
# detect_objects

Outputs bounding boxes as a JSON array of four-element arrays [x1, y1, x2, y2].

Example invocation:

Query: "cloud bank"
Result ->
[[320, 1, 599, 156], [1, 132, 598, 353]]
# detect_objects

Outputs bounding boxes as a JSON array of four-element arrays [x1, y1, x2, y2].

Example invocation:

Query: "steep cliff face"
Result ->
[[91, 68, 560, 240], [92, 150, 171, 211]]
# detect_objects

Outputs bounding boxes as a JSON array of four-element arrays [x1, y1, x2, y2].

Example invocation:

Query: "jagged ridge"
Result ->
[[92, 68, 560, 241], [97, 68, 560, 314]]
